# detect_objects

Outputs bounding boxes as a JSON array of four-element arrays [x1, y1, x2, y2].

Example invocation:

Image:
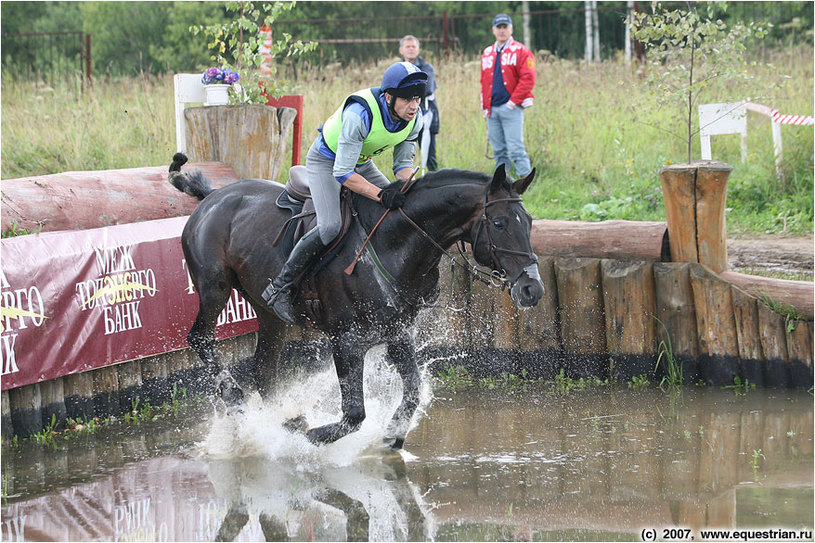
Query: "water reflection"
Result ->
[[2, 385, 812, 542]]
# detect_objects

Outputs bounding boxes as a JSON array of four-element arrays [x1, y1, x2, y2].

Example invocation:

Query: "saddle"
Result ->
[[273, 165, 354, 324]]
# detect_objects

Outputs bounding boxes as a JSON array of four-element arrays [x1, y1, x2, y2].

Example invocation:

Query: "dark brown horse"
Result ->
[[170, 154, 543, 448]]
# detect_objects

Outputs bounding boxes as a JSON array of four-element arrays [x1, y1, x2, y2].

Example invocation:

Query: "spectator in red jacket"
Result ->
[[480, 13, 536, 176]]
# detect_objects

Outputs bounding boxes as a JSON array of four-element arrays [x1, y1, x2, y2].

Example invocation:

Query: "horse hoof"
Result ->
[[383, 436, 405, 450], [217, 374, 245, 407], [283, 415, 309, 434]]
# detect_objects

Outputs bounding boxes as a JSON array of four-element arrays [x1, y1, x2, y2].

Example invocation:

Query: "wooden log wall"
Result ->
[[2, 253, 813, 439]]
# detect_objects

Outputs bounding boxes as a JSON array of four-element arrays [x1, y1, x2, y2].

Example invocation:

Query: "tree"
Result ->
[[192, 0, 317, 103], [629, 2, 770, 163]]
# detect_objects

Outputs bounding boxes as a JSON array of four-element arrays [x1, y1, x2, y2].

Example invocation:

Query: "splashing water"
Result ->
[[197, 344, 434, 467]]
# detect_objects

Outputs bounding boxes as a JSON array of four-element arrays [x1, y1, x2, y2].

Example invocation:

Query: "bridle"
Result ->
[[469, 193, 539, 286], [396, 186, 539, 291]]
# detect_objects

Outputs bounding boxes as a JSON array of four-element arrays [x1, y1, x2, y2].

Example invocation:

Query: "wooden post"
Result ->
[[601, 260, 657, 381], [1, 390, 12, 438], [786, 321, 813, 389], [730, 287, 765, 387], [554, 257, 607, 378], [757, 302, 790, 388], [9, 383, 42, 437], [141, 354, 171, 405], [118, 363, 143, 414], [39, 378, 67, 430], [517, 257, 562, 378], [653, 263, 701, 384], [92, 365, 121, 419], [185, 104, 297, 182], [64, 371, 96, 422], [659, 161, 733, 273], [690, 264, 740, 386], [467, 277, 499, 376]]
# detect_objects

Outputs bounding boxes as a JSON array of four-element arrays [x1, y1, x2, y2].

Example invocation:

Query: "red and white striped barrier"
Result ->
[[743, 100, 815, 126]]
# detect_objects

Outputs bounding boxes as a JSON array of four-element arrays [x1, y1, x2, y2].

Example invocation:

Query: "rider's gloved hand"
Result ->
[[378, 185, 406, 209]]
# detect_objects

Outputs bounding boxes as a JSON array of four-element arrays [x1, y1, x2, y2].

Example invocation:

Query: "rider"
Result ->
[[262, 61, 427, 323]]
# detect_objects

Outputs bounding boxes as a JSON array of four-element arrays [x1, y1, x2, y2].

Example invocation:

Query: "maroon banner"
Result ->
[[1, 216, 258, 391]]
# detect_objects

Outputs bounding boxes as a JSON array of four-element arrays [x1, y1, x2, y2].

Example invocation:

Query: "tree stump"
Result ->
[[659, 161, 733, 273], [185, 104, 297, 182]]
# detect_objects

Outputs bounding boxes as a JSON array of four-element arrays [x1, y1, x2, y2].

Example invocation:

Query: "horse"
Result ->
[[169, 154, 544, 448]]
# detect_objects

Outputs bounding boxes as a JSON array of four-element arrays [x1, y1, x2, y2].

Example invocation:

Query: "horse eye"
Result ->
[[492, 217, 507, 229]]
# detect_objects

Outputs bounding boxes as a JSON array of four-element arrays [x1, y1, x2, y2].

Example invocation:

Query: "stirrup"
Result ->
[[261, 280, 289, 306]]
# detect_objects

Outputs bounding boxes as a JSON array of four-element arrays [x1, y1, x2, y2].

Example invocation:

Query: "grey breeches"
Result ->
[[306, 138, 391, 244]]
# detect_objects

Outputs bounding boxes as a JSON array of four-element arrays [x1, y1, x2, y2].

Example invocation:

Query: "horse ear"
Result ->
[[490, 164, 507, 194], [513, 168, 536, 195]]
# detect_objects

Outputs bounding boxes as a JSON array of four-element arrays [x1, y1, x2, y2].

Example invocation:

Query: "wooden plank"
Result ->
[[689, 264, 740, 386], [730, 286, 765, 387], [653, 262, 701, 384], [601, 259, 657, 380], [757, 302, 790, 388], [1, 390, 12, 438], [554, 257, 607, 378], [530, 219, 669, 261]]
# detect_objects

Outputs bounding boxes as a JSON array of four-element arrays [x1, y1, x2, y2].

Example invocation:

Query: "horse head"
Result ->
[[470, 165, 544, 308]]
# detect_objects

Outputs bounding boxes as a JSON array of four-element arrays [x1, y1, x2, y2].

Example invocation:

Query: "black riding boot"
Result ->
[[262, 227, 328, 324]]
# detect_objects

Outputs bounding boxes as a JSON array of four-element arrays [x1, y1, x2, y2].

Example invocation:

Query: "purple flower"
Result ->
[[201, 67, 239, 86]]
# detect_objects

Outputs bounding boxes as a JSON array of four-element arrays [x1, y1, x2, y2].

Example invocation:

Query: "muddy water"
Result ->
[[2, 360, 813, 542]]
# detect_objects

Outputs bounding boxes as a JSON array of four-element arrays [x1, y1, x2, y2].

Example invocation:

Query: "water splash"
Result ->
[[197, 344, 434, 467]]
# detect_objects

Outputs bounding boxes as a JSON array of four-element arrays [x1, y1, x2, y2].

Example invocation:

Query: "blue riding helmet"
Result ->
[[381, 61, 427, 99]]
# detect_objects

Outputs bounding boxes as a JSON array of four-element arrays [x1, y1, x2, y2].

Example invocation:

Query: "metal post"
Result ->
[[85, 34, 92, 85]]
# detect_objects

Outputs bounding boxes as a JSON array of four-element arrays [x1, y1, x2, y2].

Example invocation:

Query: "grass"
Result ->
[[755, 291, 805, 332], [2, 45, 812, 235]]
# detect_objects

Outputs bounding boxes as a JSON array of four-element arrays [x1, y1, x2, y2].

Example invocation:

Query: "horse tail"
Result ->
[[168, 152, 214, 201]]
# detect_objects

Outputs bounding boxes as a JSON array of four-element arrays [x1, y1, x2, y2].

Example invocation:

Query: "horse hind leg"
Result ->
[[187, 270, 244, 407]]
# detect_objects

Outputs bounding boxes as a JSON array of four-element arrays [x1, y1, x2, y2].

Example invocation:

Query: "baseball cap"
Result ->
[[493, 13, 512, 27]]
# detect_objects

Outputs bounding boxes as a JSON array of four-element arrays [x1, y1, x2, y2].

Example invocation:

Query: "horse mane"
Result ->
[[414, 168, 513, 193]]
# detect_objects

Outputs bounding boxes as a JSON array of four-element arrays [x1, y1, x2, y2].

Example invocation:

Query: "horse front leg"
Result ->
[[384, 337, 420, 449], [306, 333, 366, 445]]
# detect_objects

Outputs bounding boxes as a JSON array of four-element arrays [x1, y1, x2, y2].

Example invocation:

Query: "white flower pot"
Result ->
[[204, 84, 230, 106]]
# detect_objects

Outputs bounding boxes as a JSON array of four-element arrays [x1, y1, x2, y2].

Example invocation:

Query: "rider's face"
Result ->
[[388, 94, 421, 122]]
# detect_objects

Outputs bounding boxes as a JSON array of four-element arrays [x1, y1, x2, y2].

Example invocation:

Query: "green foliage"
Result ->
[[755, 291, 805, 333], [2, 222, 43, 238], [722, 376, 756, 395], [654, 318, 683, 392], [630, 2, 771, 162], [628, 374, 651, 390], [33, 414, 58, 447], [191, 1, 317, 103]]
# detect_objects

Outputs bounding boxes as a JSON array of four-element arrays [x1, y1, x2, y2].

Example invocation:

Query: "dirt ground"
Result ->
[[727, 234, 814, 277]]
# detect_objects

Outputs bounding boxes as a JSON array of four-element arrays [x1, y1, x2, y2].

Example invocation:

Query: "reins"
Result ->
[[344, 167, 419, 276], [348, 175, 538, 293]]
